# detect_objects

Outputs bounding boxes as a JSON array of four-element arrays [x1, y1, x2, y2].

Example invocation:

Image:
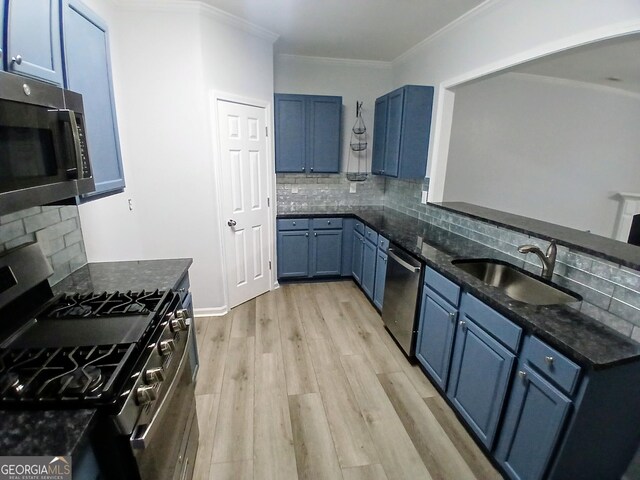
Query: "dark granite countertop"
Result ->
[[0, 409, 98, 456], [431, 202, 640, 270], [1, 259, 192, 457], [278, 206, 640, 370], [53, 258, 193, 295]]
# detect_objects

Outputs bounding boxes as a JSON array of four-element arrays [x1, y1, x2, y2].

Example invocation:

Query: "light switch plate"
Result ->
[[350, 183, 357, 193], [292, 186, 299, 194], [421, 190, 428, 204]]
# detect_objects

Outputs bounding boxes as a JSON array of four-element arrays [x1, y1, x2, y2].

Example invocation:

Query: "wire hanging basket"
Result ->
[[346, 101, 369, 182]]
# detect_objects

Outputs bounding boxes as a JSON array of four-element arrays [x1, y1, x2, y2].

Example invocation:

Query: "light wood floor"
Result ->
[[192, 281, 502, 480]]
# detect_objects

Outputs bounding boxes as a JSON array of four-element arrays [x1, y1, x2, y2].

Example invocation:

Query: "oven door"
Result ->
[[130, 328, 199, 480]]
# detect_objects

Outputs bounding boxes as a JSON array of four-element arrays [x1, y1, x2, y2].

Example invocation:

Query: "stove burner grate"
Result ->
[[43, 289, 166, 319]]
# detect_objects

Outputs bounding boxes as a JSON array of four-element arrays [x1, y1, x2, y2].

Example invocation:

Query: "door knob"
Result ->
[[227, 219, 237, 227], [11, 55, 22, 65]]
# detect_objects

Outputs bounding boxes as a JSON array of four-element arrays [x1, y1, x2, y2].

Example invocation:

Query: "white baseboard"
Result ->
[[194, 306, 229, 317]]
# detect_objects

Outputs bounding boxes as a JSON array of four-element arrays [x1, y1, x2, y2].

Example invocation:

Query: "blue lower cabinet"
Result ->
[[277, 230, 309, 278], [361, 238, 377, 299], [495, 363, 571, 480], [447, 315, 516, 449], [416, 288, 457, 389], [352, 231, 364, 284], [311, 229, 342, 276], [373, 249, 387, 310]]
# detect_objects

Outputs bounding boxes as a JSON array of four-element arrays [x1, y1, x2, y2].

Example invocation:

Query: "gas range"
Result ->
[[0, 243, 199, 480], [0, 289, 173, 407]]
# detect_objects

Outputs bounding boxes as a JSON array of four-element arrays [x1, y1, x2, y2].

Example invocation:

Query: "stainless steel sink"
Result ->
[[452, 259, 582, 306]]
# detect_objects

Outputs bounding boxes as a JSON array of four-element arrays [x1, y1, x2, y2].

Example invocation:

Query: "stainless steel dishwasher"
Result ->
[[382, 245, 423, 356]]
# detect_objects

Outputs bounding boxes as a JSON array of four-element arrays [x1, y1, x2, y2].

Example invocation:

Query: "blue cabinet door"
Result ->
[[382, 88, 405, 178], [361, 238, 377, 299], [416, 288, 457, 389], [371, 95, 388, 175], [352, 231, 364, 284], [397, 85, 434, 178], [496, 364, 571, 480], [0, 1, 4, 67], [6, 0, 64, 85], [447, 315, 516, 448], [311, 229, 343, 276], [275, 94, 306, 173], [277, 230, 309, 278], [65, 0, 125, 197], [373, 249, 387, 309], [308, 96, 341, 173]]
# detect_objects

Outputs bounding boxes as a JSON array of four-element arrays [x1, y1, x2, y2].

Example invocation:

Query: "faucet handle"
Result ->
[[546, 239, 557, 259]]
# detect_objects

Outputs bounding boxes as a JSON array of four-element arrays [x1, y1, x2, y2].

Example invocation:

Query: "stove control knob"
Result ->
[[170, 317, 188, 332], [145, 367, 165, 384], [136, 385, 157, 406], [159, 339, 176, 356], [175, 309, 189, 320]]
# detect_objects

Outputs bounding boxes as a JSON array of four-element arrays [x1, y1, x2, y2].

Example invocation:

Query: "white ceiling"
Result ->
[[201, 0, 485, 62], [512, 33, 640, 94]]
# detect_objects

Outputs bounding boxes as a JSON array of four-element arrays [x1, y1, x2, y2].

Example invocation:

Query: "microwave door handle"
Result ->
[[55, 109, 82, 179]]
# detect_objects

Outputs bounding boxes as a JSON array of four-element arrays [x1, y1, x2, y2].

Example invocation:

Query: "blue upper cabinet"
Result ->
[[275, 93, 342, 173], [371, 85, 434, 179], [64, 0, 125, 197], [371, 96, 388, 175], [5, 0, 64, 85], [308, 96, 341, 173], [275, 94, 306, 172]]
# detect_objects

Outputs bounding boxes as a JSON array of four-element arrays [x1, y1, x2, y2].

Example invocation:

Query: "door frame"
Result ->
[[210, 91, 278, 316]]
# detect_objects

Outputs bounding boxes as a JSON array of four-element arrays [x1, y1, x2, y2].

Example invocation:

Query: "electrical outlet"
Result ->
[[350, 183, 357, 194], [292, 186, 299, 194], [421, 190, 428, 204]]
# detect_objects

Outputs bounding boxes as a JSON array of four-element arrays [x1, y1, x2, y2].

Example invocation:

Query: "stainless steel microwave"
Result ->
[[0, 71, 95, 216]]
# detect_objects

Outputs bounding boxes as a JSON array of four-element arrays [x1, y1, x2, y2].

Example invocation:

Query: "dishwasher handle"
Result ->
[[388, 248, 421, 273]]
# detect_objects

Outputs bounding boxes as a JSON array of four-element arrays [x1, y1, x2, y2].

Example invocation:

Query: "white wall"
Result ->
[[444, 74, 640, 237], [78, 1, 275, 313], [274, 55, 393, 172], [391, 0, 640, 201]]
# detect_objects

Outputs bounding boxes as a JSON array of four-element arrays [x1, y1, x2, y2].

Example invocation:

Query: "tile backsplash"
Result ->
[[276, 173, 385, 209], [0, 206, 87, 285]]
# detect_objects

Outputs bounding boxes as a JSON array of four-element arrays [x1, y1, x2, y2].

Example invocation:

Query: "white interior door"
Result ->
[[217, 100, 271, 308]]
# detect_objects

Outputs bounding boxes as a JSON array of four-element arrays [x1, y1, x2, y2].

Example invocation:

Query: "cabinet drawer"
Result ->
[[364, 226, 379, 245], [460, 294, 522, 352], [277, 218, 309, 231], [354, 221, 365, 236], [378, 236, 390, 252], [523, 336, 581, 396], [312, 217, 343, 229], [424, 267, 460, 307]]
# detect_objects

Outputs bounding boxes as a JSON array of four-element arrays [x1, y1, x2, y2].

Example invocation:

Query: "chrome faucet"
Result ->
[[518, 240, 557, 280]]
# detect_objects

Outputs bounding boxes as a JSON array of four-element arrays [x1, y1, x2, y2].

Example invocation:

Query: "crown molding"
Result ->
[[276, 53, 392, 69], [114, 0, 279, 43], [393, 0, 502, 65]]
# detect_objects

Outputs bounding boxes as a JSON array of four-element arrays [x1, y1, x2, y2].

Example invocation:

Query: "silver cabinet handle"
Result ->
[[301, 166, 305, 171], [227, 219, 237, 227], [327, 220, 331, 225], [314, 232, 317, 236], [518, 370, 527, 380], [292, 221, 296, 226], [11, 55, 22, 65], [459, 320, 466, 328], [544, 356, 554, 365], [305, 233, 309, 237], [449, 312, 456, 321], [310, 167, 314, 172]]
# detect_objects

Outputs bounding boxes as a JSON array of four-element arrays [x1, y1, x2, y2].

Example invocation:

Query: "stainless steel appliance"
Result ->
[[0, 71, 94, 216], [0, 243, 198, 480], [382, 245, 423, 356]]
